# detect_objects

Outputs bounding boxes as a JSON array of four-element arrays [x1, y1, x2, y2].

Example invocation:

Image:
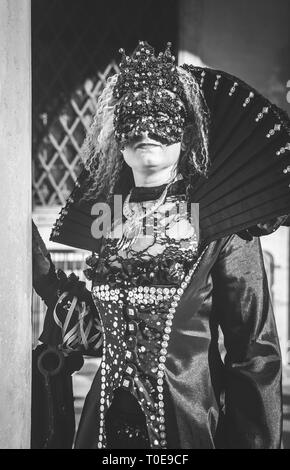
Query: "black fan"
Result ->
[[49, 66, 290, 251], [183, 65, 290, 242]]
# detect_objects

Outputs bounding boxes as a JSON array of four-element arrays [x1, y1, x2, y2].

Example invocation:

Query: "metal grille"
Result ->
[[33, 61, 119, 206], [32, 0, 178, 206]]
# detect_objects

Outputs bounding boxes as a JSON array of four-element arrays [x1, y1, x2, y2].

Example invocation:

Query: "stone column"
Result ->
[[0, 0, 31, 449]]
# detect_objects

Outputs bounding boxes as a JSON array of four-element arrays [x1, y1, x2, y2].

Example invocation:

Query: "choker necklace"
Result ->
[[116, 173, 183, 250]]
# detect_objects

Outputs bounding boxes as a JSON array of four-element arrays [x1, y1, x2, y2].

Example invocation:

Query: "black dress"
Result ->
[[37, 179, 283, 449]]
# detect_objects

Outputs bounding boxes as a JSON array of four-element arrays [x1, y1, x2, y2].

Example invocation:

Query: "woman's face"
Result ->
[[122, 134, 181, 174]]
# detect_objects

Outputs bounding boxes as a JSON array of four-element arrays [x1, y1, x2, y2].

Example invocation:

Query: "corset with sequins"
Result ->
[[85, 194, 202, 449]]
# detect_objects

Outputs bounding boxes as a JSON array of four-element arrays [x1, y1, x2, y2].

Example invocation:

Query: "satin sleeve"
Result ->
[[36, 255, 103, 357], [211, 234, 282, 449]]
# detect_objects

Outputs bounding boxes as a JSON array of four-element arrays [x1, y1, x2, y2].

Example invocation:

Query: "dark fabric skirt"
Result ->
[[105, 388, 150, 449]]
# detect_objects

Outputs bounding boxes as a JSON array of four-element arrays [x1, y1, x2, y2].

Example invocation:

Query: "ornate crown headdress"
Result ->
[[113, 41, 185, 102]]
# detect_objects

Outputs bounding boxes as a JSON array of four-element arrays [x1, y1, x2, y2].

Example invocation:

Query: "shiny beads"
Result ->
[[129, 285, 177, 305], [152, 247, 207, 449], [255, 106, 269, 122], [93, 284, 123, 302], [266, 123, 281, 138], [200, 70, 206, 87], [127, 321, 138, 334], [242, 91, 254, 107], [51, 228, 60, 237], [97, 326, 107, 448], [113, 421, 149, 442], [213, 74, 221, 90], [283, 165, 290, 174], [229, 82, 238, 96], [126, 305, 137, 319], [125, 350, 135, 362], [276, 143, 290, 156], [51, 192, 77, 240], [121, 377, 132, 390]]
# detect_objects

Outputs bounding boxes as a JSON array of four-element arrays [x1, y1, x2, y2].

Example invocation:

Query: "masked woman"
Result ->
[[33, 41, 290, 449]]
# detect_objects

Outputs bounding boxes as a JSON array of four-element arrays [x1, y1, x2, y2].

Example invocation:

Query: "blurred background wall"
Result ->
[[179, 0, 290, 113]]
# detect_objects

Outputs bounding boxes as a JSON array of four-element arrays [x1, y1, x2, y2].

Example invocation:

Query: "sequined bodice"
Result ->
[[86, 184, 202, 449]]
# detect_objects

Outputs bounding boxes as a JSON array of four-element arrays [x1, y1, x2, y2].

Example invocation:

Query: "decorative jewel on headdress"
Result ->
[[113, 41, 185, 102]]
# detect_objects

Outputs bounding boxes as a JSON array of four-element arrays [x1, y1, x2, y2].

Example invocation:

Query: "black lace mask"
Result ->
[[114, 89, 187, 146]]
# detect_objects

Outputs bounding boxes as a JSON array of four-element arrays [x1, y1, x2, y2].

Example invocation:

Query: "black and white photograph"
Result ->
[[1, 0, 290, 452]]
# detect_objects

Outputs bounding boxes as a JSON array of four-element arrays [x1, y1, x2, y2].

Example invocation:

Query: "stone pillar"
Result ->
[[0, 0, 31, 449]]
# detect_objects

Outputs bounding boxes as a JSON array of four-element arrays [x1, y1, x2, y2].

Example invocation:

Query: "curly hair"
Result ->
[[177, 67, 210, 179], [80, 67, 210, 203]]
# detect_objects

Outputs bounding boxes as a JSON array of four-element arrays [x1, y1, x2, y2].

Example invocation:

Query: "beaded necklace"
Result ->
[[117, 174, 183, 251]]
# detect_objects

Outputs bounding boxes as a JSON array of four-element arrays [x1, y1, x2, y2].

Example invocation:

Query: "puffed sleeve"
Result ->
[[211, 234, 282, 449], [35, 254, 103, 357]]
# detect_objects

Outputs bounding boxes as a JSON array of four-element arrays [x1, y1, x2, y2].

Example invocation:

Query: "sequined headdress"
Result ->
[[113, 41, 185, 102], [112, 41, 190, 145]]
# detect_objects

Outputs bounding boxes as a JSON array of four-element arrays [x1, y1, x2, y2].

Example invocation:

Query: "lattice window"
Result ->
[[32, 0, 178, 207], [33, 61, 119, 206]]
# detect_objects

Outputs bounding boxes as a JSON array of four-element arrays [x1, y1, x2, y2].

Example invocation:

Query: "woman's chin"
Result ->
[[137, 152, 164, 167]]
